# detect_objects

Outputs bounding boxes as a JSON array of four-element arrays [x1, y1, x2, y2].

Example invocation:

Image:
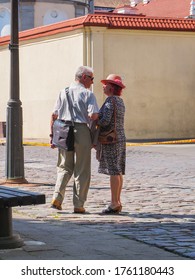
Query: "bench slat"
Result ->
[[0, 186, 45, 208]]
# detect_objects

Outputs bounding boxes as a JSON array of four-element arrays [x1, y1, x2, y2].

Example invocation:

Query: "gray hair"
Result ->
[[75, 66, 94, 80]]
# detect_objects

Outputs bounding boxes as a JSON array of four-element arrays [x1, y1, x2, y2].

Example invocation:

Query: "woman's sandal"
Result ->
[[101, 205, 122, 215]]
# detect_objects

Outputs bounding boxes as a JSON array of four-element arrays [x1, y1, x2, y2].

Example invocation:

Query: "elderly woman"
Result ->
[[98, 74, 126, 214]]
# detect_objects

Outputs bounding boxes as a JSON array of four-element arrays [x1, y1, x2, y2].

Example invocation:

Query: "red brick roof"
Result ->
[[0, 13, 195, 46], [136, 0, 191, 18], [85, 14, 195, 31]]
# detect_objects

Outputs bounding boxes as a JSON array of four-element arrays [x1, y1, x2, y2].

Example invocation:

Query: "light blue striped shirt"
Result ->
[[53, 82, 99, 125]]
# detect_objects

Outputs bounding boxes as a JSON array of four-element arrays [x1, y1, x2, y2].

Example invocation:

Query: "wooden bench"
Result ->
[[0, 186, 45, 249]]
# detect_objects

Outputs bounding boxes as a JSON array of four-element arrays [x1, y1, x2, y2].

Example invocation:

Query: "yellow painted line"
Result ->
[[0, 140, 50, 146], [1, 139, 195, 147], [126, 139, 195, 146], [23, 142, 50, 147], [23, 139, 195, 147]]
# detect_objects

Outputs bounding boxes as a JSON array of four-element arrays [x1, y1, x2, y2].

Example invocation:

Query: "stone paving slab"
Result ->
[[0, 214, 187, 260], [0, 144, 195, 259]]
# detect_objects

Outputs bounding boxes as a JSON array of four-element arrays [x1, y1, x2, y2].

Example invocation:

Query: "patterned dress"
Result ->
[[98, 96, 126, 175]]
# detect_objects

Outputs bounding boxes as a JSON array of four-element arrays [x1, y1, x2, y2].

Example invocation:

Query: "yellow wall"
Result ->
[[0, 48, 9, 121], [92, 28, 195, 140], [0, 26, 195, 140]]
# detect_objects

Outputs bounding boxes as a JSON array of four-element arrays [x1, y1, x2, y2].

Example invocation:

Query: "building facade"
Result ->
[[0, 0, 92, 36], [0, 13, 195, 140]]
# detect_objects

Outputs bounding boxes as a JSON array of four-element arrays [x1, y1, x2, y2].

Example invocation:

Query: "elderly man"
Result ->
[[50, 66, 99, 213]]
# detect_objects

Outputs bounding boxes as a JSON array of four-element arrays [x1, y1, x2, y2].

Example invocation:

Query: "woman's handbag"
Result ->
[[98, 98, 117, 145], [98, 128, 117, 144], [52, 88, 74, 151]]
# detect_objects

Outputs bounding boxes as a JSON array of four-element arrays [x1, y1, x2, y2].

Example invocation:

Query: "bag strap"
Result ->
[[65, 87, 74, 125], [99, 96, 117, 130]]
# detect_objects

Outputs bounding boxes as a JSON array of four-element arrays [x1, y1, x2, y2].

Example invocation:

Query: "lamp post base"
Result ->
[[0, 234, 24, 249], [6, 178, 28, 184]]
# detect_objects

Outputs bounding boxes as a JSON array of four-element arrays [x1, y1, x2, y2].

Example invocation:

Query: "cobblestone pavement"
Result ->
[[0, 144, 195, 259]]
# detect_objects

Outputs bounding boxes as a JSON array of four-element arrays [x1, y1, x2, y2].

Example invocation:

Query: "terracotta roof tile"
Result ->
[[0, 13, 195, 46], [104, 14, 195, 31]]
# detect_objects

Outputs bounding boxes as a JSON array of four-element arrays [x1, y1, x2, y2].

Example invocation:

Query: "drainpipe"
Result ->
[[83, 26, 92, 67]]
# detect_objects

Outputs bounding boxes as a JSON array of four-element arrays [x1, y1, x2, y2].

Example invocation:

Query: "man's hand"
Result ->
[[89, 113, 99, 120], [49, 134, 56, 149], [50, 113, 58, 149]]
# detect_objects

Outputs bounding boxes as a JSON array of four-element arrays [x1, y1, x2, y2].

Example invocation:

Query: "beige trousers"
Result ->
[[52, 123, 92, 208]]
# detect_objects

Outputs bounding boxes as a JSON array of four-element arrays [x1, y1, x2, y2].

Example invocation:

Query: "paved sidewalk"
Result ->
[[0, 143, 194, 260]]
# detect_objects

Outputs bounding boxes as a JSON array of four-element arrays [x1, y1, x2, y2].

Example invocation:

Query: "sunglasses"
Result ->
[[86, 75, 94, 81]]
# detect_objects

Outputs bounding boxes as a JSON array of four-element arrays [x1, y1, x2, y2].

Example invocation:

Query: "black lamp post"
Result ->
[[6, 0, 27, 183]]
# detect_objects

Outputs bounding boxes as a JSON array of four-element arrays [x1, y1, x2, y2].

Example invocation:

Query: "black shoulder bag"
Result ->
[[52, 88, 74, 151]]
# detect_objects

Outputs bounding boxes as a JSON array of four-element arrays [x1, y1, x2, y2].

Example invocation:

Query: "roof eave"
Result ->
[[0, 13, 195, 46]]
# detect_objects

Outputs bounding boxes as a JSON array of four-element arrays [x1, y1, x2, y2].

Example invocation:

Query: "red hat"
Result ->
[[101, 74, 125, 89]]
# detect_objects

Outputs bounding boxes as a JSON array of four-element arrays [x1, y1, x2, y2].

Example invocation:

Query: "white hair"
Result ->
[[75, 66, 94, 80]]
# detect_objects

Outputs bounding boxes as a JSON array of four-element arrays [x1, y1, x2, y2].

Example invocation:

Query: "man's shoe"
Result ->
[[51, 199, 62, 210], [74, 207, 85, 214]]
